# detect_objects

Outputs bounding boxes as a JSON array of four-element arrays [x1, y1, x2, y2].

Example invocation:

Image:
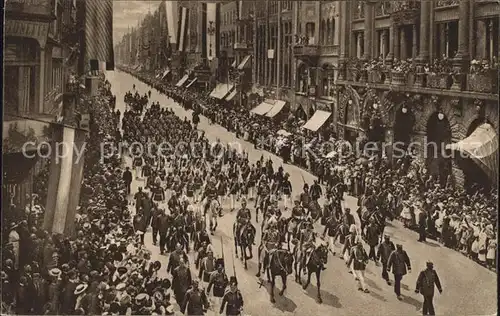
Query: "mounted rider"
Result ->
[[289, 200, 305, 234], [235, 199, 256, 243], [256, 219, 281, 277], [202, 176, 219, 215], [299, 218, 317, 273]]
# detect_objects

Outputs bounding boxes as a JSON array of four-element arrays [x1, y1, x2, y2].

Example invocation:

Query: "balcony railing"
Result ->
[[293, 45, 320, 57]]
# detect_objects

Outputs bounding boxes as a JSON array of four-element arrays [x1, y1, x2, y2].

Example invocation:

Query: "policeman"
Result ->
[[180, 279, 209, 315], [207, 261, 229, 309], [220, 277, 244, 316], [198, 250, 217, 283]]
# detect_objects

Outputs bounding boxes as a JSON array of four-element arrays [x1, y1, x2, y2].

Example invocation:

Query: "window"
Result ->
[[436, 21, 458, 58], [305, 22, 315, 45], [376, 29, 390, 58], [331, 18, 336, 45], [321, 20, 326, 45], [354, 31, 364, 58], [475, 18, 499, 61]]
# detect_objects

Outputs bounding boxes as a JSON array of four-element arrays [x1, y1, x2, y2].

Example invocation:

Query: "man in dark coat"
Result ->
[[123, 167, 133, 195], [415, 261, 443, 315], [387, 244, 412, 300], [172, 259, 192, 305], [376, 235, 395, 285], [151, 207, 162, 246], [418, 210, 427, 242], [364, 221, 380, 260]]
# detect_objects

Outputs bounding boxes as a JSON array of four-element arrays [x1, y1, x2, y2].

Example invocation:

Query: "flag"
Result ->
[[165, 0, 178, 45], [202, 2, 220, 61], [43, 124, 87, 235], [177, 6, 189, 52], [83, 0, 114, 71]]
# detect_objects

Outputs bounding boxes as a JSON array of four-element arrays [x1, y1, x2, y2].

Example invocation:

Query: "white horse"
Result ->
[[206, 199, 220, 235]]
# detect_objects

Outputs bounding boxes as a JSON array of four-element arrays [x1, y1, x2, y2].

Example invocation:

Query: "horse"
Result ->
[[233, 221, 256, 269], [206, 199, 220, 235], [294, 242, 329, 303], [263, 249, 294, 303]]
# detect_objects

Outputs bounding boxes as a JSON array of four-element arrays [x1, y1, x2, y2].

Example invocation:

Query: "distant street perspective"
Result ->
[[2, 1, 498, 316]]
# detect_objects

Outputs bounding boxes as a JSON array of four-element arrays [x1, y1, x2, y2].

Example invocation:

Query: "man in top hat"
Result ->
[[415, 261, 442, 315], [220, 277, 244, 316], [199, 249, 217, 283], [207, 260, 229, 309], [180, 279, 209, 315]]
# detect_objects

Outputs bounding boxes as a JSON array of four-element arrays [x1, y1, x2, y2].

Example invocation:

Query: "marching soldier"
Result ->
[[281, 173, 293, 210], [167, 243, 189, 275], [207, 261, 229, 310], [172, 259, 192, 305], [220, 277, 244, 316], [202, 177, 219, 215], [180, 279, 209, 315], [198, 250, 217, 283]]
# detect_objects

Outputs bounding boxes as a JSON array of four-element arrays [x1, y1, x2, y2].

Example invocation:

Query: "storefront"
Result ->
[[4, 19, 51, 115]]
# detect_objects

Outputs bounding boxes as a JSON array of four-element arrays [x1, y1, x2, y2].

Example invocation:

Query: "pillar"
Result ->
[[387, 25, 394, 61], [394, 26, 400, 60], [476, 20, 487, 59], [412, 24, 418, 59], [39, 48, 46, 113], [334, 16, 340, 46], [357, 33, 363, 58], [455, 0, 470, 62], [418, 0, 430, 63], [362, 2, 373, 60], [339, 1, 348, 61], [400, 28, 406, 60]]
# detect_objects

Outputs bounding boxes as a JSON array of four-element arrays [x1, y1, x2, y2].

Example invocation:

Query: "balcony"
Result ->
[[234, 42, 253, 51], [390, 0, 420, 25], [5, 0, 55, 20], [293, 45, 320, 57]]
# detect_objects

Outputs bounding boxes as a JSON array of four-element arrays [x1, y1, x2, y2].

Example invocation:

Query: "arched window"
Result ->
[[321, 20, 326, 45]]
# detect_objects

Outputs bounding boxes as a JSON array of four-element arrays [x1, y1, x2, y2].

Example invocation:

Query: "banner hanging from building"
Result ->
[[43, 124, 86, 235], [177, 6, 189, 52], [202, 2, 220, 61], [83, 0, 114, 71], [165, 0, 178, 45]]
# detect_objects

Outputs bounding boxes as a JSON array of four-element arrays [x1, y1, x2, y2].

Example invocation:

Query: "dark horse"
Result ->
[[294, 243, 329, 303], [263, 249, 294, 303], [233, 222, 256, 269]]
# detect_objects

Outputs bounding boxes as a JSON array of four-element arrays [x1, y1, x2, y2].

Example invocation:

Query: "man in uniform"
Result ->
[[207, 261, 229, 310], [289, 200, 305, 238], [299, 184, 310, 210], [202, 177, 219, 215], [167, 243, 189, 275], [255, 176, 271, 222], [172, 259, 192, 305], [256, 221, 280, 278], [235, 200, 256, 245], [299, 218, 318, 273], [180, 279, 209, 315], [198, 250, 217, 283], [220, 277, 244, 316]]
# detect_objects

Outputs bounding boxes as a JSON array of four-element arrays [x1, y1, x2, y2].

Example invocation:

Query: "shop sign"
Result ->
[[5, 19, 50, 48], [6, 0, 53, 17]]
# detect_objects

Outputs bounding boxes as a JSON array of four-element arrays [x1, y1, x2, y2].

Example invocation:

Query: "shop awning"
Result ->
[[446, 123, 498, 182], [301, 110, 332, 131], [176, 74, 190, 87], [186, 78, 197, 88], [250, 101, 274, 115], [210, 83, 234, 99], [266, 100, 287, 118], [225, 89, 238, 101], [231, 60, 237, 67], [237, 55, 251, 70], [161, 69, 171, 80]]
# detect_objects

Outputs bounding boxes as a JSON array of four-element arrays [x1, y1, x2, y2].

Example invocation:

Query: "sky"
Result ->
[[113, 1, 161, 44]]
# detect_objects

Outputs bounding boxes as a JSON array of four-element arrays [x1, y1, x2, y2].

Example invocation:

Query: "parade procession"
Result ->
[[2, 0, 499, 316]]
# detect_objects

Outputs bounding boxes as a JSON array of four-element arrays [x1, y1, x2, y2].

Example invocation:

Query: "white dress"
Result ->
[[487, 239, 497, 260], [477, 231, 488, 262]]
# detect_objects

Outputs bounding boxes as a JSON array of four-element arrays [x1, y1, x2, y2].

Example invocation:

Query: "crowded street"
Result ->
[[107, 69, 497, 316]]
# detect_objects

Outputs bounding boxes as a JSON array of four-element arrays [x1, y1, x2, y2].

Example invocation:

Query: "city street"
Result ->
[[108, 69, 497, 316]]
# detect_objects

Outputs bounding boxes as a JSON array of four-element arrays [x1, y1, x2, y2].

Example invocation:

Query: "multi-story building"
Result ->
[[335, 0, 499, 190], [219, 1, 237, 82]]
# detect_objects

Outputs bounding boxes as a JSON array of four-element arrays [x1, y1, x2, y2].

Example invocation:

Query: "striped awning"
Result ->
[[225, 89, 238, 101], [301, 110, 332, 131], [176, 74, 190, 87], [186, 78, 197, 88], [237, 55, 251, 70], [446, 123, 498, 183]]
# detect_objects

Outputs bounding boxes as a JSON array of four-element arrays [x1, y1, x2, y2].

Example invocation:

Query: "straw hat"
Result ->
[[49, 268, 62, 278], [74, 283, 88, 295]]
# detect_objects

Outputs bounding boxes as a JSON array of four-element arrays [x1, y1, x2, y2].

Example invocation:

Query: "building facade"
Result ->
[[335, 0, 499, 189]]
